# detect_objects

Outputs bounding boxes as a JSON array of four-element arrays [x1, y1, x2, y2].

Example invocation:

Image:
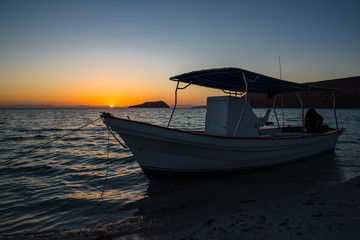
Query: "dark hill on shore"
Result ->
[[128, 101, 170, 108], [248, 76, 360, 108]]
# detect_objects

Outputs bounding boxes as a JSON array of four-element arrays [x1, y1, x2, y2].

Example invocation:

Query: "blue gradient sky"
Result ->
[[1, 0, 359, 106]]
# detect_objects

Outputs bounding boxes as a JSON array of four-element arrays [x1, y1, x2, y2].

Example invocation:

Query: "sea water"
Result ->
[[0, 108, 359, 236]]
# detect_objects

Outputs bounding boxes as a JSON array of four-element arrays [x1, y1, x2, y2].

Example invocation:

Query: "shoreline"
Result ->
[[14, 167, 360, 240]]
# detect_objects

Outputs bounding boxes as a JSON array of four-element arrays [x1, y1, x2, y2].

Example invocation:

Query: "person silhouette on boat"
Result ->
[[305, 108, 328, 133]]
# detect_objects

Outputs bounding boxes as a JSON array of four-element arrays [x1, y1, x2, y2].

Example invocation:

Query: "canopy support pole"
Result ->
[[296, 93, 305, 135], [279, 57, 285, 127], [281, 94, 285, 127], [242, 72, 249, 101], [233, 73, 249, 136], [332, 91, 339, 131], [167, 81, 191, 128], [273, 97, 280, 128]]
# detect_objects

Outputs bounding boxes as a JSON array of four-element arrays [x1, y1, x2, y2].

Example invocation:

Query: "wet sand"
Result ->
[[17, 155, 360, 240]]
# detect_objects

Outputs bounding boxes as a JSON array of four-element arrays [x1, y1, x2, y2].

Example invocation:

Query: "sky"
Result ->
[[1, 0, 359, 107]]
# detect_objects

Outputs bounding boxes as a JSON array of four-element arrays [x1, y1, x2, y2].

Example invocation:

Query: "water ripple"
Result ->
[[0, 108, 359, 237]]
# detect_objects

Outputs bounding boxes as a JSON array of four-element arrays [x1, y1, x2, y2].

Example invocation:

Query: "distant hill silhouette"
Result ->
[[129, 101, 170, 108], [248, 76, 360, 108]]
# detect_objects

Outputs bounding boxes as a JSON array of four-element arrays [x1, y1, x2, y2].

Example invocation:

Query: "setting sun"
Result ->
[[110, 105, 114, 108]]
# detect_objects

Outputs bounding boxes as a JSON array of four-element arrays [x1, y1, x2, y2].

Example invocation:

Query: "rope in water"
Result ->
[[100, 129, 111, 198], [3, 117, 101, 164], [3, 114, 129, 199]]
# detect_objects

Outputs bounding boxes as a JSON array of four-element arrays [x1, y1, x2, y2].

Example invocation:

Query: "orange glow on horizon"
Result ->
[[0, 83, 219, 107], [0, 68, 222, 107]]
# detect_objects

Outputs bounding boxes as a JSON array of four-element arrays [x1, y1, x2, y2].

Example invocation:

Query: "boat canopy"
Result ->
[[170, 67, 330, 94]]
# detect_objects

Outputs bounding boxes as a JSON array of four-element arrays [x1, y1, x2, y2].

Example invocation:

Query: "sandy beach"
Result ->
[[17, 156, 360, 240]]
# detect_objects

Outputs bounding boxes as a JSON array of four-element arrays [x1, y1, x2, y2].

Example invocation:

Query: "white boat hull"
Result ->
[[102, 115, 343, 179]]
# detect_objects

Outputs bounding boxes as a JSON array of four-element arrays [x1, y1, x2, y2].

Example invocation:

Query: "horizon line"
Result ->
[[0, 104, 204, 109]]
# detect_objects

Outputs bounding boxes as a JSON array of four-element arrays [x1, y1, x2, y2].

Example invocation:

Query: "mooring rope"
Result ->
[[99, 118, 132, 198], [100, 129, 111, 198], [3, 117, 101, 164], [102, 124, 128, 148], [3, 114, 128, 199]]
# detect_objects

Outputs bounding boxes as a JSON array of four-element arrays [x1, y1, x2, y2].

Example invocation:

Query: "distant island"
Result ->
[[128, 101, 170, 108]]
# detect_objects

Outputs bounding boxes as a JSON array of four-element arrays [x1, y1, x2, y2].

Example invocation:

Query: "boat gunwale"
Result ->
[[102, 114, 344, 141]]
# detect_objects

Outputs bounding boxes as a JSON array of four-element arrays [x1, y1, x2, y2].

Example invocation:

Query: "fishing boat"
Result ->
[[101, 68, 344, 179]]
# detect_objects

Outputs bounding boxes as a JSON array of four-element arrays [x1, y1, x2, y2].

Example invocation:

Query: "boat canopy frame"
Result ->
[[169, 67, 331, 94], [167, 67, 339, 132]]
